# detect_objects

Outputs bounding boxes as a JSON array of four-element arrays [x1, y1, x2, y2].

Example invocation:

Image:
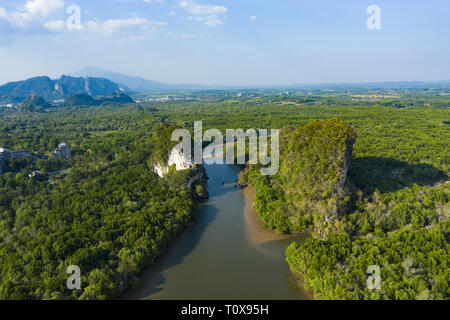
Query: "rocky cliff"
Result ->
[[239, 118, 357, 237], [151, 126, 208, 200], [153, 144, 196, 178]]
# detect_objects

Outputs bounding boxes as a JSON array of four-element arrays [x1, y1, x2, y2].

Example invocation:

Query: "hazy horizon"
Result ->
[[1, 0, 449, 85], [1, 64, 450, 88]]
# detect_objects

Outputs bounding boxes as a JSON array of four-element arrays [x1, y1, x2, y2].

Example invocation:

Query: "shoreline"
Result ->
[[124, 166, 312, 300], [240, 184, 315, 300], [288, 269, 315, 300], [241, 185, 309, 245], [122, 199, 207, 300]]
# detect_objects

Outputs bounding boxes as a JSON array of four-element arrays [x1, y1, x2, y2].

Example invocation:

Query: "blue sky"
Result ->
[[0, 0, 449, 85]]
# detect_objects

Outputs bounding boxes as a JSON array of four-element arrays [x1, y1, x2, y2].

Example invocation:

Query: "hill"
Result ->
[[64, 94, 101, 107], [239, 119, 357, 236], [19, 94, 51, 112], [0, 75, 127, 104], [64, 92, 134, 107], [98, 92, 134, 105]]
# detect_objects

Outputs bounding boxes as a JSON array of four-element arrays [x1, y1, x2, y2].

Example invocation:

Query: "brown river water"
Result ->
[[124, 162, 310, 300]]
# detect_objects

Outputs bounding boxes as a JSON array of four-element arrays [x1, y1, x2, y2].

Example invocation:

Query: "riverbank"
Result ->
[[241, 185, 309, 245], [123, 162, 311, 300], [288, 269, 315, 300], [241, 184, 314, 299]]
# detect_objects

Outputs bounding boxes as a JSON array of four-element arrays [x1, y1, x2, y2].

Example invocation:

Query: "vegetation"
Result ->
[[286, 220, 449, 300], [0, 75, 122, 104], [239, 119, 357, 235], [64, 94, 100, 107], [0, 107, 199, 299], [19, 94, 51, 112], [64, 92, 134, 108], [0, 87, 448, 300]]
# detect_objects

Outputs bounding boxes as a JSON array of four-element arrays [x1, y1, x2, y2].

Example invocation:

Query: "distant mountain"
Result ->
[[19, 94, 51, 112], [98, 92, 134, 105], [0, 75, 128, 104], [71, 66, 211, 92], [64, 92, 134, 107], [64, 94, 100, 107], [71, 66, 173, 92]]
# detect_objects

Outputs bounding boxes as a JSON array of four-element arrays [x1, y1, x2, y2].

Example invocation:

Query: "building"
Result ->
[[28, 170, 44, 181], [0, 147, 8, 161], [9, 149, 32, 159], [0, 148, 8, 175], [51, 142, 71, 160]]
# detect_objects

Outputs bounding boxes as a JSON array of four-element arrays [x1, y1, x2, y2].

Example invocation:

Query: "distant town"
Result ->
[[0, 142, 71, 176]]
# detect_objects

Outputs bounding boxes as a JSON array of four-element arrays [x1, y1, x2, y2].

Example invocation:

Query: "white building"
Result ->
[[0, 147, 8, 160], [51, 142, 71, 160]]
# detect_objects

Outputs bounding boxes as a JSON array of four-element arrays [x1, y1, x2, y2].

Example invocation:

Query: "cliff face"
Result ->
[[153, 144, 195, 178], [280, 119, 357, 237], [153, 144, 209, 199], [339, 138, 355, 188], [241, 119, 357, 237]]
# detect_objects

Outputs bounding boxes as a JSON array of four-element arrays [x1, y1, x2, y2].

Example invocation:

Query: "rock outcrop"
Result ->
[[240, 118, 356, 237], [153, 143, 209, 200], [153, 144, 195, 178]]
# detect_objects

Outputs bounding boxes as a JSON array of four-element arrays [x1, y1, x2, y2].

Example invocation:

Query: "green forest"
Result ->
[[0, 107, 200, 299], [0, 89, 449, 299]]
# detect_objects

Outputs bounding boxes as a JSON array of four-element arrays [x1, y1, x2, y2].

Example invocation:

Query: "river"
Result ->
[[124, 161, 309, 300]]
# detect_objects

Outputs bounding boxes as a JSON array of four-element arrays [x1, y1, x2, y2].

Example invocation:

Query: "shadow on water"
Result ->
[[124, 204, 220, 299], [124, 161, 238, 299], [124, 160, 309, 300], [348, 156, 448, 195]]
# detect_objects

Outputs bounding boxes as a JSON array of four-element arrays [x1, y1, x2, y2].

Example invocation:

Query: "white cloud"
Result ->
[[87, 17, 146, 34], [0, 0, 65, 29], [179, 1, 227, 27], [0, 8, 7, 19], [194, 15, 222, 27], [0, 0, 166, 42], [24, 0, 65, 17], [44, 19, 65, 32], [84, 17, 166, 41], [250, 15, 256, 20], [187, 4, 227, 15]]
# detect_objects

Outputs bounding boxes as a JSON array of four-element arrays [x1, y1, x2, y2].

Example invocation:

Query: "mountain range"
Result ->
[[71, 66, 212, 92], [2, 67, 449, 105], [0, 75, 127, 104], [71, 67, 450, 91]]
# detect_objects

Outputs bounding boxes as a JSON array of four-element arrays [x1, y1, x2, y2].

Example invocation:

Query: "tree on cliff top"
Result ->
[[280, 118, 357, 236], [242, 118, 357, 236]]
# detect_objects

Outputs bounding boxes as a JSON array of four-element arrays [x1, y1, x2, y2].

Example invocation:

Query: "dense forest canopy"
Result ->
[[0, 89, 448, 300], [239, 119, 357, 235], [0, 108, 199, 299]]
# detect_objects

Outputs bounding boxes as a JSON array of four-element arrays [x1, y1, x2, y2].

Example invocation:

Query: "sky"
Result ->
[[0, 0, 449, 86]]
